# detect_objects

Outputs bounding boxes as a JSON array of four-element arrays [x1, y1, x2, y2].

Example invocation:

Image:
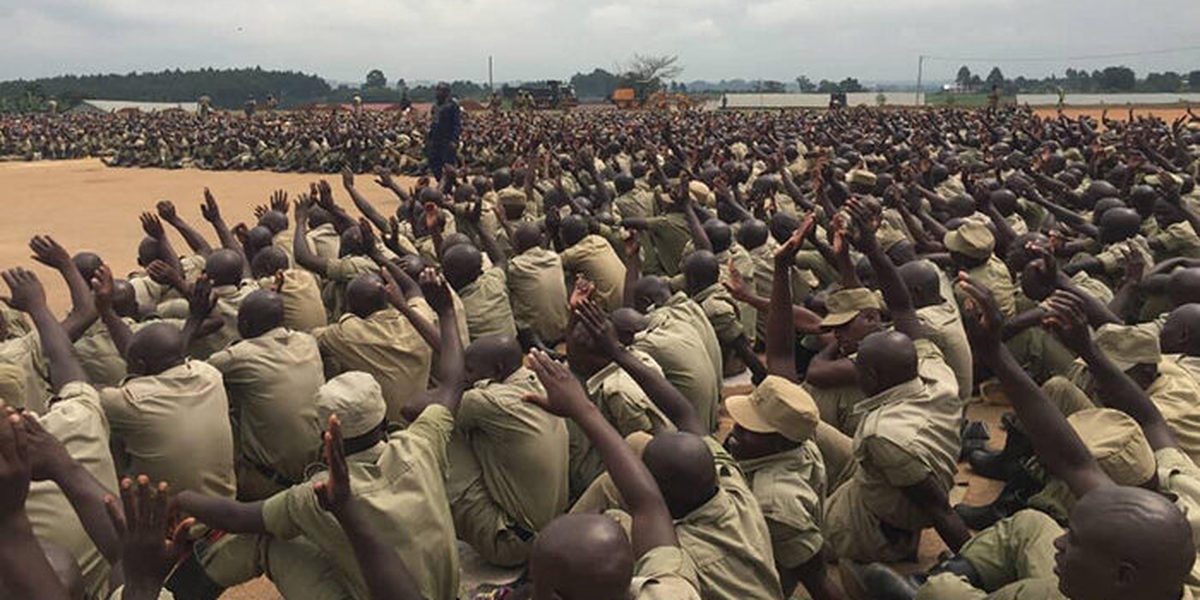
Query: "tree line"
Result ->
[[953, 65, 1200, 94]]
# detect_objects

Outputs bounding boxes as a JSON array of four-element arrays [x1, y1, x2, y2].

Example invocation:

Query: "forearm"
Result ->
[[1080, 344, 1171, 436], [0, 514, 72, 600], [572, 405, 670, 535], [394, 300, 441, 354], [174, 493, 266, 534], [168, 220, 214, 256], [735, 338, 767, 383], [1001, 309, 1046, 340], [863, 243, 921, 338], [292, 214, 327, 274], [929, 506, 970, 553], [766, 262, 797, 379], [346, 186, 390, 233], [28, 307, 88, 388], [53, 463, 121, 563], [100, 307, 134, 360], [208, 218, 241, 255], [684, 206, 712, 252], [804, 348, 857, 388], [612, 347, 705, 434], [432, 304, 465, 413], [58, 263, 97, 328]]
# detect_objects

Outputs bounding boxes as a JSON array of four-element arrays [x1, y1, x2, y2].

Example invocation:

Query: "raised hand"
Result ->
[[29, 235, 72, 270], [374, 168, 395, 190], [317, 180, 336, 210], [313, 415, 352, 513], [20, 413, 75, 482], [2, 267, 47, 314], [623, 231, 640, 260], [774, 213, 815, 268], [569, 277, 595, 310], [146, 260, 183, 290], [957, 274, 1006, 361], [723, 259, 750, 300], [270, 190, 289, 215], [1040, 289, 1092, 355], [575, 298, 622, 358], [104, 476, 193, 597], [357, 218, 377, 251], [523, 348, 590, 419], [188, 276, 215, 323], [0, 412, 31, 518], [844, 197, 881, 249], [295, 193, 316, 216], [140, 213, 165, 240], [418, 267, 453, 313], [90, 265, 115, 312], [422, 202, 444, 233], [200, 188, 221, 223], [156, 200, 180, 225], [341, 166, 356, 190], [253, 205, 269, 221], [379, 267, 405, 307]]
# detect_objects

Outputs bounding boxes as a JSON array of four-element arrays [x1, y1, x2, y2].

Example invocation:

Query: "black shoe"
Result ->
[[968, 426, 1032, 481], [959, 420, 992, 460], [928, 555, 984, 588], [844, 562, 919, 600], [954, 470, 1042, 530]]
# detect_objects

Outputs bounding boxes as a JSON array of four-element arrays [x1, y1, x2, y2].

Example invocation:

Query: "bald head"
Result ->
[[244, 226, 275, 258], [854, 331, 918, 396], [250, 246, 289, 279], [897, 261, 942, 308], [238, 289, 284, 339], [703, 219, 732, 254], [1058, 486, 1195, 600], [71, 252, 104, 283], [345, 273, 386, 319], [530, 514, 634, 600], [1168, 268, 1200, 307], [1161, 303, 1200, 356], [441, 243, 483, 291], [643, 432, 718, 519], [737, 218, 769, 251], [630, 276, 672, 314], [111, 278, 138, 318], [1098, 208, 1141, 245], [512, 222, 543, 254], [257, 210, 288, 235], [612, 307, 649, 346], [127, 323, 185, 376], [682, 250, 719, 294], [463, 335, 523, 385], [561, 214, 589, 247], [205, 249, 245, 286]]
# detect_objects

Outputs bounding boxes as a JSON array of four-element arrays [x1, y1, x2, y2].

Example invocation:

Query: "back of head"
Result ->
[[1098, 207, 1141, 245], [560, 214, 589, 247], [250, 246, 289, 279], [205, 248, 245, 286], [238, 289, 284, 339], [345, 273, 386, 318], [441, 243, 483, 291], [703, 219, 732, 254], [245, 226, 275, 257], [769, 212, 800, 244], [737, 219, 769, 250], [612, 307, 649, 345], [1061, 486, 1195, 600], [897, 260, 941, 306], [530, 514, 633, 600], [854, 330, 918, 396], [127, 322, 185, 376], [462, 335, 523, 384], [683, 250, 720, 293], [71, 252, 104, 283], [1168, 268, 1200, 307], [643, 431, 718, 518], [1161, 303, 1200, 355], [258, 210, 288, 235], [512, 222, 543, 254], [615, 173, 635, 195], [631, 276, 671, 314]]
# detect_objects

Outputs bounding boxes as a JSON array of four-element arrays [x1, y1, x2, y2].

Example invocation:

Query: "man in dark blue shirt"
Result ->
[[426, 82, 462, 180]]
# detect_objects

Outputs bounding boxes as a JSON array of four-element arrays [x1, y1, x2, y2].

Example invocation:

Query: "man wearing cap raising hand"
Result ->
[[173, 270, 466, 600], [725, 220, 847, 600], [821, 199, 971, 564]]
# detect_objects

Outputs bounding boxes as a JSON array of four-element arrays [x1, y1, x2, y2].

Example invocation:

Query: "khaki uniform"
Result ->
[[507, 247, 570, 343], [74, 318, 184, 388], [305, 223, 341, 260], [615, 190, 656, 220], [27, 383, 120, 600], [637, 213, 691, 277], [208, 328, 324, 499], [633, 299, 722, 432], [458, 266, 518, 342], [450, 367, 568, 566], [1069, 271, 1114, 305], [692, 283, 748, 377], [320, 255, 378, 321], [676, 438, 783, 600], [101, 361, 236, 498], [1156, 447, 1200, 597], [918, 300, 974, 400], [0, 304, 31, 340], [560, 234, 627, 312], [740, 441, 828, 569], [1152, 221, 1200, 260], [1095, 235, 1155, 279], [190, 280, 258, 360], [261, 269, 327, 332], [825, 340, 962, 562], [569, 350, 674, 497], [259, 405, 460, 600], [721, 244, 759, 344], [805, 381, 868, 438], [957, 256, 1017, 318], [0, 331, 52, 412], [272, 230, 296, 266], [649, 293, 723, 391], [916, 510, 1065, 600], [630, 546, 703, 600], [313, 302, 436, 423]]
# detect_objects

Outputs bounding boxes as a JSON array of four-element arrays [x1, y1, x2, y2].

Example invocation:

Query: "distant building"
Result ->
[[67, 99, 200, 115]]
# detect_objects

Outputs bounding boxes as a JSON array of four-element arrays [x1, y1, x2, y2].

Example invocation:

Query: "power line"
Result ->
[[921, 45, 1200, 64]]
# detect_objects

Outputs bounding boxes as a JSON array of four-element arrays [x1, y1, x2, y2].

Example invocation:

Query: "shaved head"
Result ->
[[530, 514, 634, 600], [345, 273, 386, 319], [127, 322, 184, 376], [854, 330, 918, 396], [643, 431, 718, 519]]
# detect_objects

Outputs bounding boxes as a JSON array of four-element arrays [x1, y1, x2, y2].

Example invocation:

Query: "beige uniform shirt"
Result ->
[[1153, 221, 1200, 260], [507, 247, 570, 343], [27, 383, 120, 600], [305, 223, 341, 260], [1095, 235, 1155, 278], [0, 331, 51, 412], [321, 255, 379, 321], [455, 367, 569, 531], [677, 438, 784, 600], [262, 405, 460, 600], [917, 300, 973, 401], [1156, 447, 1200, 598], [615, 190, 656, 220], [825, 340, 962, 562], [313, 302, 435, 423], [189, 280, 258, 360], [649, 293, 723, 389], [1149, 360, 1200, 464], [740, 441, 827, 569], [459, 266, 518, 342], [272, 230, 296, 266], [207, 328, 324, 486], [630, 546, 703, 600], [261, 269, 327, 332], [632, 316, 722, 433], [560, 234, 627, 312], [74, 318, 185, 388], [637, 213, 691, 277], [569, 351, 675, 497], [101, 361, 236, 498], [692, 283, 747, 378], [958, 256, 1017, 318]]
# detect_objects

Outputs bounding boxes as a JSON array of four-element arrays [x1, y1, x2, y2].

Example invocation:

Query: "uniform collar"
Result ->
[[675, 488, 729, 526], [852, 377, 924, 418], [737, 446, 806, 474], [585, 362, 622, 396]]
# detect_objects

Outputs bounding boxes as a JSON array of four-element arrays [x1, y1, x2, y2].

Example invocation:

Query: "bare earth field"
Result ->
[[0, 159, 1010, 599]]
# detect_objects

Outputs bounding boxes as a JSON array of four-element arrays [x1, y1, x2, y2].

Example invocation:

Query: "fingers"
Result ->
[[104, 493, 127, 540], [0, 412, 20, 468]]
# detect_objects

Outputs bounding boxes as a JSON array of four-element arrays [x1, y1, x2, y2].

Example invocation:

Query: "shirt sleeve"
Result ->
[[705, 299, 743, 345], [862, 436, 931, 488], [765, 512, 824, 569], [261, 482, 320, 541], [322, 257, 356, 282]]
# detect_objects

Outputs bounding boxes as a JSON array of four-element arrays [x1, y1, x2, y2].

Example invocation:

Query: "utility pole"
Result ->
[[488, 56, 494, 92], [915, 55, 924, 107]]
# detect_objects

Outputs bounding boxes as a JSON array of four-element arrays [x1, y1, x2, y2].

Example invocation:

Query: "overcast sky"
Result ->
[[3, 0, 1198, 84]]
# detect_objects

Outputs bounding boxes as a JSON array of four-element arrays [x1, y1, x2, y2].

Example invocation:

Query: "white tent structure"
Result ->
[[67, 99, 199, 115]]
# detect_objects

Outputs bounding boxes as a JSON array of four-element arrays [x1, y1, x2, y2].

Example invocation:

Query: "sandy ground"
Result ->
[[0, 159, 1011, 599]]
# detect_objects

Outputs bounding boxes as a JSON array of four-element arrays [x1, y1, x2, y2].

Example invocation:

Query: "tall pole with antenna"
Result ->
[[488, 56, 494, 92]]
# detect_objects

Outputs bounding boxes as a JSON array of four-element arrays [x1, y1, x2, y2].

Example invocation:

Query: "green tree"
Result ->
[[795, 75, 816, 93], [956, 66, 973, 90], [1190, 71, 1200, 91], [1098, 66, 1136, 91], [838, 77, 865, 93], [570, 69, 620, 99], [365, 69, 387, 89], [985, 67, 1005, 87]]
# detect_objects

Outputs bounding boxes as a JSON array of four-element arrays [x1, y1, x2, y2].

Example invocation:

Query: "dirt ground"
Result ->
[[0, 159, 1012, 600]]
